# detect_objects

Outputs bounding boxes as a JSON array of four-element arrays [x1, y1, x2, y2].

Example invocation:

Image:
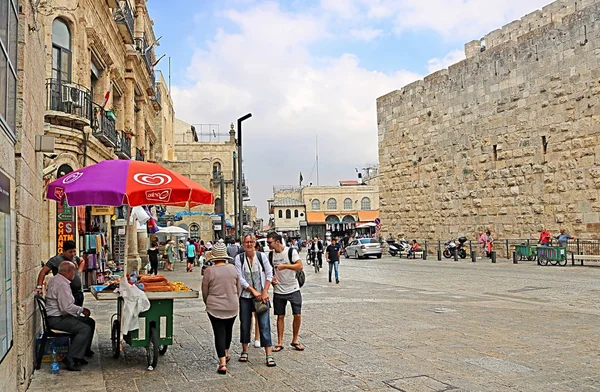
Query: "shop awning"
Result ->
[[306, 212, 326, 224], [357, 210, 379, 222]]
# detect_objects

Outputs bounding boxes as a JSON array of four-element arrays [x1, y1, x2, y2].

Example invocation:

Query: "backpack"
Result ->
[[269, 248, 305, 288]]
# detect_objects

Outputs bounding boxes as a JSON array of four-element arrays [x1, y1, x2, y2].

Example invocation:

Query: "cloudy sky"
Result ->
[[148, 0, 551, 219]]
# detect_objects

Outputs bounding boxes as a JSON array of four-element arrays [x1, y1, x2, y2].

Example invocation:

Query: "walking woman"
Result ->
[[485, 230, 494, 257], [186, 238, 196, 272], [178, 240, 185, 262], [165, 239, 176, 271], [201, 242, 240, 374], [234, 234, 276, 367], [147, 241, 159, 275]]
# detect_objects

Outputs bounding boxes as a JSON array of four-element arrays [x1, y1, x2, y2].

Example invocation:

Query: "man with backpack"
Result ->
[[266, 232, 305, 352]]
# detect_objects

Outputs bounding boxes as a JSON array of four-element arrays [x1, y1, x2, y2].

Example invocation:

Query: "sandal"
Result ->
[[266, 355, 276, 367], [217, 364, 227, 374], [226, 356, 230, 363], [238, 351, 248, 362], [273, 345, 284, 352], [290, 342, 305, 351]]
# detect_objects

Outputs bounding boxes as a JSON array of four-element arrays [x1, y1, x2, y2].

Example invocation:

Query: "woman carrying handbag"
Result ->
[[234, 234, 276, 367]]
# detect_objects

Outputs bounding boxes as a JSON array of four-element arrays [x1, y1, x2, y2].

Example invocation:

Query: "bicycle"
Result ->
[[314, 252, 321, 273]]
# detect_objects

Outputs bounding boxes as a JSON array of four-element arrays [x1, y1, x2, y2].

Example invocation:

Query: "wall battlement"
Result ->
[[465, 0, 597, 58]]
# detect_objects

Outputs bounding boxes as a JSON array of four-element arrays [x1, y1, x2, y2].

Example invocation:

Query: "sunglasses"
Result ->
[[267, 240, 275, 245]]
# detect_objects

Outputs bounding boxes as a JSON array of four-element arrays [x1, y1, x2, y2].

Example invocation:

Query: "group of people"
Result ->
[[539, 227, 574, 247], [201, 233, 305, 374]]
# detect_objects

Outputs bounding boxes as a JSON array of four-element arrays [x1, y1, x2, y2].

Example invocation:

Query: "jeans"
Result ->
[[239, 297, 272, 347], [208, 314, 236, 358], [328, 261, 339, 281], [317, 252, 323, 267]]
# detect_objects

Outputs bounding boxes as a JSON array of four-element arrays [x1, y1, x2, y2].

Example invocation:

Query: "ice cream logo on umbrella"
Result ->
[[133, 173, 172, 186], [61, 172, 83, 184], [145, 189, 171, 202], [54, 187, 65, 200]]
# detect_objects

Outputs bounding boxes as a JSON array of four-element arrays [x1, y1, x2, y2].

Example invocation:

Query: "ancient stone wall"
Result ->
[[378, 0, 600, 240]]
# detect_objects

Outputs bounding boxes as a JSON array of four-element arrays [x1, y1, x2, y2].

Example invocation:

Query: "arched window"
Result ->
[[361, 197, 371, 210], [286, 209, 291, 219], [344, 198, 352, 210], [189, 223, 199, 238], [327, 198, 337, 210], [214, 197, 222, 215], [278, 209, 283, 218], [294, 209, 298, 218], [52, 19, 72, 82], [311, 199, 320, 210], [212, 162, 221, 179]]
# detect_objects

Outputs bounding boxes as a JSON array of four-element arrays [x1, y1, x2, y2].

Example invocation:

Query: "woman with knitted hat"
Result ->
[[201, 241, 240, 374]]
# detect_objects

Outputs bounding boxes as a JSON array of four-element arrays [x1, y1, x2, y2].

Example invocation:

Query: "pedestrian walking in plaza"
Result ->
[[326, 239, 340, 284], [186, 238, 196, 272], [485, 230, 494, 257], [477, 230, 487, 258], [234, 234, 276, 366], [147, 242, 160, 275], [178, 240, 185, 262], [45, 261, 95, 371], [267, 232, 305, 352], [313, 236, 324, 268], [539, 227, 551, 246], [556, 228, 575, 248], [201, 242, 240, 375], [35, 240, 85, 306], [165, 239, 176, 271]]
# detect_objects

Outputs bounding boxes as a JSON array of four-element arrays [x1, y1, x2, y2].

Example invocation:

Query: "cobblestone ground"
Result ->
[[28, 255, 600, 392]]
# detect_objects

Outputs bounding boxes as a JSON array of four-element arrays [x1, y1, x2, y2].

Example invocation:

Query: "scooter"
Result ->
[[388, 239, 410, 256], [443, 237, 467, 259]]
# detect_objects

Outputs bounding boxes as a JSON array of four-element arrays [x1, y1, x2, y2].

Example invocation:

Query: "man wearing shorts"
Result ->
[[267, 232, 305, 352]]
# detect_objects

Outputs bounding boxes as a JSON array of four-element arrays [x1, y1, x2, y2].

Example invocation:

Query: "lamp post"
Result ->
[[237, 113, 252, 240], [233, 151, 237, 239], [219, 174, 226, 240]]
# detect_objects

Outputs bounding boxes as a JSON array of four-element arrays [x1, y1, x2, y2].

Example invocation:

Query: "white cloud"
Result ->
[[171, 2, 420, 218], [427, 49, 465, 73], [350, 28, 383, 41], [320, 0, 360, 19]]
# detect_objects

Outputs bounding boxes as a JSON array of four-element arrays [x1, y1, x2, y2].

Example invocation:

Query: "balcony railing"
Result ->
[[135, 147, 144, 161], [115, 130, 132, 159], [151, 85, 162, 111], [134, 36, 153, 73], [91, 103, 117, 148], [45, 78, 92, 124], [114, 1, 134, 44]]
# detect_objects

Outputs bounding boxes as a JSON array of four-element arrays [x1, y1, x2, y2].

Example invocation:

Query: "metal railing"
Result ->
[[135, 147, 144, 161], [114, 0, 134, 42], [91, 103, 117, 147], [115, 130, 131, 159], [134, 35, 153, 73], [45, 78, 92, 122], [154, 84, 162, 107]]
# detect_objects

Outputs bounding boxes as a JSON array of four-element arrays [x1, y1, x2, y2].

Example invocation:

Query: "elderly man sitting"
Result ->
[[45, 261, 96, 371]]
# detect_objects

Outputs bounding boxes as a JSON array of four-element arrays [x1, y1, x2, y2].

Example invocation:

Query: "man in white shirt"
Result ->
[[45, 261, 96, 371], [267, 233, 305, 352]]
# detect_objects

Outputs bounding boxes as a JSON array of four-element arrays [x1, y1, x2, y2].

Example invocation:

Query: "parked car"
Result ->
[[344, 238, 382, 259]]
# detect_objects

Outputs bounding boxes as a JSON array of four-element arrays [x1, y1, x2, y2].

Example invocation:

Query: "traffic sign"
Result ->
[[374, 218, 381, 225], [375, 224, 381, 231]]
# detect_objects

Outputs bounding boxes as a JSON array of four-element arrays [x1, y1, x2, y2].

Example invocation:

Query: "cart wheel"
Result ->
[[538, 254, 548, 266], [111, 320, 120, 359], [558, 257, 567, 267], [147, 326, 159, 370], [527, 255, 536, 261], [159, 345, 168, 355]]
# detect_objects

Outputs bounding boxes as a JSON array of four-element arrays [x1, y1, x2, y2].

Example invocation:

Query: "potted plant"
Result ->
[[106, 108, 117, 121], [124, 128, 134, 139]]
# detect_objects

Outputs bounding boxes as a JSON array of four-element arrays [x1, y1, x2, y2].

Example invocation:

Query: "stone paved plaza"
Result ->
[[28, 255, 600, 392]]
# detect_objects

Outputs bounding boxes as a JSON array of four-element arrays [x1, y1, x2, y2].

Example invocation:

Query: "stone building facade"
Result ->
[[377, 0, 600, 241], [164, 120, 238, 241], [38, 0, 172, 273], [0, 1, 46, 391]]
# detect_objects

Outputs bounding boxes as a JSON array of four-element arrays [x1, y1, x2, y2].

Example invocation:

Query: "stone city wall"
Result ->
[[378, 0, 600, 240]]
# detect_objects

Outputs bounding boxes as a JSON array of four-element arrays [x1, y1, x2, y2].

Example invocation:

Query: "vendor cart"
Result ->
[[514, 244, 538, 261], [90, 285, 198, 370], [537, 245, 568, 266]]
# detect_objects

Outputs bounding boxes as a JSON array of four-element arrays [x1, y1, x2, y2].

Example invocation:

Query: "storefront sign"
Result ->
[[213, 224, 222, 231], [0, 171, 12, 363], [92, 206, 114, 215], [56, 200, 75, 254]]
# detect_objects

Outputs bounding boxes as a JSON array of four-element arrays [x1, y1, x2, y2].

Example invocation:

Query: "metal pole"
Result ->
[[233, 151, 237, 239], [237, 113, 252, 240], [220, 176, 226, 240]]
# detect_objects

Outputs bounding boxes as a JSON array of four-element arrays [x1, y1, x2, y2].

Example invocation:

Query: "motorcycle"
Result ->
[[388, 239, 410, 257], [443, 237, 467, 259]]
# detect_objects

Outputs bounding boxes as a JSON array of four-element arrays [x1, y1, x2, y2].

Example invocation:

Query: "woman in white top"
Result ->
[[234, 234, 276, 367]]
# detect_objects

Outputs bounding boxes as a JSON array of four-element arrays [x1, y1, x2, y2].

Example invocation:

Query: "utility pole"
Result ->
[[237, 113, 252, 240], [233, 151, 237, 239]]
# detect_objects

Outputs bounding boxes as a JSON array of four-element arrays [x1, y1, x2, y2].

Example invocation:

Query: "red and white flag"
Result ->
[[102, 83, 112, 109]]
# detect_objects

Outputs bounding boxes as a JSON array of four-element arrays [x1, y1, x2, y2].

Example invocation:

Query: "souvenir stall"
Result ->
[[78, 206, 111, 289]]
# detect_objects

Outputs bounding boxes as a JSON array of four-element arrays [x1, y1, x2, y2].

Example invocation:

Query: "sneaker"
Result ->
[[336, 279, 339, 284], [253, 340, 261, 348], [329, 279, 332, 283]]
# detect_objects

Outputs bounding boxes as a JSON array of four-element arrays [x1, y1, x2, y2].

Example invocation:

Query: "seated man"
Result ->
[[45, 261, 96, 371]]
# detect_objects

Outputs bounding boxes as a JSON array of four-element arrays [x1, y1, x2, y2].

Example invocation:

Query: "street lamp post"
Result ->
[[233, 151, 237, 239], [219, 174, 226, 240], [237, 113, 252, 240]]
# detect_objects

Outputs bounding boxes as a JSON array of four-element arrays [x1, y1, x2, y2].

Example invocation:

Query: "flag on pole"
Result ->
[[102, 83, 112, 109], [299, 172, 303, 185]]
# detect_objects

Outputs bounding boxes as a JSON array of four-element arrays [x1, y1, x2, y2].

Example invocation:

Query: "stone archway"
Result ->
[[342, 215, 356, 223], [325, 215, 340, 224]]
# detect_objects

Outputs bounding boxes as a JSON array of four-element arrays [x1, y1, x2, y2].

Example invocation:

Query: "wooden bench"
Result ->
[[400, 250, 424, 259], [571, 254, 600, 266]]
